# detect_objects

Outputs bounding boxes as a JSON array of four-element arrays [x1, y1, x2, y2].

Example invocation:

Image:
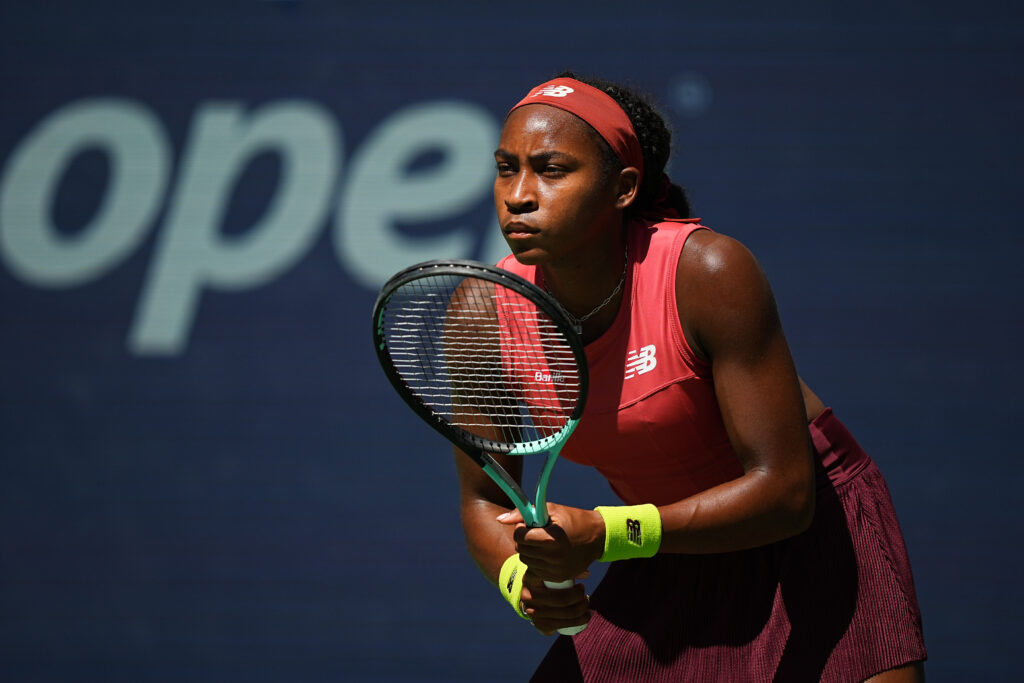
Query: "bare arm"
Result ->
[[656, 229, 815, 552], [454, 446, 522, 583], [506, 230, 816, 572]]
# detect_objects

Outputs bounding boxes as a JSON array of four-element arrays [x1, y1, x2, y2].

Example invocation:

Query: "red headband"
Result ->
[[509, 77, 644, 183]]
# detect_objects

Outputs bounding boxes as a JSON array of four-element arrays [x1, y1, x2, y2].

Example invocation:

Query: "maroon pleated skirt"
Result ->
[[531, 410, 926, 682]]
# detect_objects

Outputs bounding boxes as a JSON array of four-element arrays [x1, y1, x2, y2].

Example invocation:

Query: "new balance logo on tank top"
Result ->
[[498, 219, 743, 506], [624, 345, 657, 378]]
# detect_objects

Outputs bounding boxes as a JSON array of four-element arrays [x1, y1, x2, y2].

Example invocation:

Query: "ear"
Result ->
[[614, 167, 641, 210]]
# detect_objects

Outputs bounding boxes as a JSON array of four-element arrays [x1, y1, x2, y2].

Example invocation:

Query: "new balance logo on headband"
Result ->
[[532, 85, 575, 98], [625, 345, 657, 379]]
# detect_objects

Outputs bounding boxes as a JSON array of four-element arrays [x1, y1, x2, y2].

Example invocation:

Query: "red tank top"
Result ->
[[498, 219, 743, 505]]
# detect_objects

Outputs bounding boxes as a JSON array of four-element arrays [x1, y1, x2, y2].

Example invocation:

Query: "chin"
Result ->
[[506, 242, 546, 266], [510, 250, 547, 266]]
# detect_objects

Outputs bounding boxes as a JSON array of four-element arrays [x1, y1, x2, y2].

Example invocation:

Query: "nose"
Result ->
[[502, 170, 537, 215]]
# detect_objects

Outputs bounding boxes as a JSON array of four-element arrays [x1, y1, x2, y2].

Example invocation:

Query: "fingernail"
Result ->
[[497, 512, 509, 521]]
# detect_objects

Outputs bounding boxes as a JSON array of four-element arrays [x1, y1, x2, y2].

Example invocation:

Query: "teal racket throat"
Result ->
[[479, 415, 582, 527]]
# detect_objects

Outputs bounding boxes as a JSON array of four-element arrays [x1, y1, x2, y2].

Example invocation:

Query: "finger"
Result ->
[[522, 575, 587, 606], [496, 509, 523, 525], [525, 600, 592, 635], [513, 525, 546, 547], [514, 525, 557, 547], [518, 555, 563, 581]]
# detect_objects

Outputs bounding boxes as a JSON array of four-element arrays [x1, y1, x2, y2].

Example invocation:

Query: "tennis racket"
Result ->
[[372, 259, 589, 636]]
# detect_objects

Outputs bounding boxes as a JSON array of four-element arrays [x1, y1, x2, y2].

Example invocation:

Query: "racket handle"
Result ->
[[543, 579, 588, 636]]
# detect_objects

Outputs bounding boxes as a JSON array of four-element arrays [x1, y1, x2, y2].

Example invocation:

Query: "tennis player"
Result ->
[[454, 73, 926, 681]]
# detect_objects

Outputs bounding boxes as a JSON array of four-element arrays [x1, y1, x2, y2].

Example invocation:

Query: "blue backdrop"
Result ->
[[1, 1, 1020, 680]]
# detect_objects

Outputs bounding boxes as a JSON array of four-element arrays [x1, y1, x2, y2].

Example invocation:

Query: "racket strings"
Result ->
[[381, 273, 581, 448]]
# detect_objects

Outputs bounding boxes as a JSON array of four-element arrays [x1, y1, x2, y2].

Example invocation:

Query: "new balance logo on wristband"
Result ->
[[626, 518, 642, 546], [596, 504, 660, 562], [625, 344, 657, 379]]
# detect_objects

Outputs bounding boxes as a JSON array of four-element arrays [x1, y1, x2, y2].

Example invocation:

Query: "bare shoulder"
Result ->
[[675, 229, 781, 361], [678, 230, 769, 293]]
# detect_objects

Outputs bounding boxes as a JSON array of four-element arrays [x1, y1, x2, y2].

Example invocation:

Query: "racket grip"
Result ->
[[543, 579, 588, 636]]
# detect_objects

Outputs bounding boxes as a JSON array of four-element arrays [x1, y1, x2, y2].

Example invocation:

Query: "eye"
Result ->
[[542, 164, 567, 177], [495, 160, 515, 176]]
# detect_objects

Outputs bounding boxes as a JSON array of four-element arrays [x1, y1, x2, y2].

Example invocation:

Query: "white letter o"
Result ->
[[0, 98, 170, 286]]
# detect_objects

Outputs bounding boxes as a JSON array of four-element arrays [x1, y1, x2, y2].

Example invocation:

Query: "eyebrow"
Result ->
[[493, 148, 574, 162]]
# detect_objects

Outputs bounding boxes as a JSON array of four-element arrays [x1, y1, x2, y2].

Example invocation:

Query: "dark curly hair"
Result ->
[[556, 71, 692, 218]]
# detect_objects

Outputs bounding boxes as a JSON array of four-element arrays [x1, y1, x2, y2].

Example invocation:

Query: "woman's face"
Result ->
[[494, 104, 622, 266]]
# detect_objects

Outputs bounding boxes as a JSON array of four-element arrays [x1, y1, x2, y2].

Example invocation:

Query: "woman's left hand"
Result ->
[[497, 502, 605, 582]]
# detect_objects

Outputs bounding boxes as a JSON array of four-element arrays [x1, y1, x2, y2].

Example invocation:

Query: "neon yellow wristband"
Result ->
[[594, 504, 662, 561], [498, 553, 530, 620]]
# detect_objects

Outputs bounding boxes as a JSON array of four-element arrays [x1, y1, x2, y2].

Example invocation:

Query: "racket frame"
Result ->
[[372, 259, 589, 528]]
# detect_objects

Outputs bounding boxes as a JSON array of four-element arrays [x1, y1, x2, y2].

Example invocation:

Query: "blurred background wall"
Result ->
[[1, 1, 1020, 680]]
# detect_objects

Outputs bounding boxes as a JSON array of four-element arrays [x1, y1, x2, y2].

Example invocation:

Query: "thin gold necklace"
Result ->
[[544, 243, 628, 335]]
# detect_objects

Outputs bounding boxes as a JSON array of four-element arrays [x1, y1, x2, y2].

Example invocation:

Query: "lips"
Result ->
[[502, 221, 540, 238]]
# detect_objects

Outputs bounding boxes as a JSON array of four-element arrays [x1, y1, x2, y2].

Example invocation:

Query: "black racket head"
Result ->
[[372, 259, 589, 456]]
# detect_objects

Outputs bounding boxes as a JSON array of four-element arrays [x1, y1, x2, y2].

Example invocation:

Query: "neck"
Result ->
[[541, 233, 629, 337]]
